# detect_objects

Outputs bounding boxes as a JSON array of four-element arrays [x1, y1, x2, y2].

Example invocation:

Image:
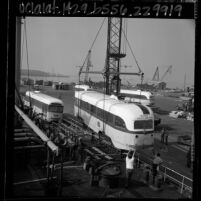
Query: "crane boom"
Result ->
[[152, 66, 160, 81], [161, 65, 172, 81], [84, 50, 93, 83]]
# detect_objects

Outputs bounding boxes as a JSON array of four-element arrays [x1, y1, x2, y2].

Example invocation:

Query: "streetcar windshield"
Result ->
[[134, 120, 153, 129], [49, 105, 63, 113], [149, 95, 154, 101]]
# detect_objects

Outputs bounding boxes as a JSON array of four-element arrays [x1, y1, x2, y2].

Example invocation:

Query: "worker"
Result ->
[[125, 149, 136, 188], [164, 131, 169, 145], [60, 137, 68, 160], [78, 138, 85, 163], [186, 147, 191, 168], [161, 128, 165, 144], [49, 132, 55, 141], [54, 134, 62, 146], [91, 132, 95, 143], [152, 153, 163, 185]]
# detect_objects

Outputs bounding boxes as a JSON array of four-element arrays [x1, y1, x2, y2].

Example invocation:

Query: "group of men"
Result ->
[[45, 126, 86, 163], [125, 149, 163, 188]]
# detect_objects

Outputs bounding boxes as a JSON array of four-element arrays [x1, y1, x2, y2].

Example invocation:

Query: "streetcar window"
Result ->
[[75, 88, 85, 91], [85, 102, 89, 111], [90, 105, 96, 114], [114, 116, 126, 128], [86, 102, 90, 111], [134, 120, 153, 129], [49, 105, 63, 113], [96, 108, 103, 119], [97, 108, 104, 119], [80, 100, 84, 108], [42, 104, 48, 113], [105, 112, 113, 124], [80, 100, 89, 111]]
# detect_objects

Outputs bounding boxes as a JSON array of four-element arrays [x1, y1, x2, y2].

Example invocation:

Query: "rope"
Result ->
[[79, 18, 106, 79]]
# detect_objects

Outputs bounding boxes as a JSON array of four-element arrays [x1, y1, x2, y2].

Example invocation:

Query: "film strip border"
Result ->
[[16, 0, 195, 19]]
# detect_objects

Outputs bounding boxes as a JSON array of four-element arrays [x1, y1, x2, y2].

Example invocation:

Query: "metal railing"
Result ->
[[135, 152, 192, 196]]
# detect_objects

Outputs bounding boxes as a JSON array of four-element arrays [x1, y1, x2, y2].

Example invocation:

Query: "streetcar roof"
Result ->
[[25, 91, 64, 106], [120, 89, 153, 98], [75, 91, 153, 119], [74, 84, 92, 91]]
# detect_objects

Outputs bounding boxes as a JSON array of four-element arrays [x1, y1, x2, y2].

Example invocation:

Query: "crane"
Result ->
[[84, 50, 93, 84], [152, 65, 172, 82], [152, 66, 160, 81], [79, 17, 143, 95], [161, 65, 172, 81], [104, 18, 143, 95]]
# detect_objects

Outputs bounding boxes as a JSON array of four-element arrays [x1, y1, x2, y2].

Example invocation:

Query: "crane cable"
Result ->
[[122, 26, 143, 75], [79, 18, 107, 79], [122, 19, 128, 55]]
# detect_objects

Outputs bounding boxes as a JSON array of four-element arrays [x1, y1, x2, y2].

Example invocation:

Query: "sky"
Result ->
[[21, 17, 195, 89]]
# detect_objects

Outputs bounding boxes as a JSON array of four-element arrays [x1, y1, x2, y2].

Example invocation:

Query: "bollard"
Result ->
[[144, 166, 150, 184], [89, 166, 99, 186], [156, 174, 163, 189], [83, 156, 91, 171]]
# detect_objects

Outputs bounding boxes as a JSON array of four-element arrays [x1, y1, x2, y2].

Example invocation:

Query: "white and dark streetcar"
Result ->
[[23, 91, 64, 122], [74, 90, 155, 150]]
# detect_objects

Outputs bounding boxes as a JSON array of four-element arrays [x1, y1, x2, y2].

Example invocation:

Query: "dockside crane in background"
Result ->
[[152, 65, 172, 82], [83, 50, 93, 84]]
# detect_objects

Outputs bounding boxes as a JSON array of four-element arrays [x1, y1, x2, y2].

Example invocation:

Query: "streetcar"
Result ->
[[23, 91, 64, 122], [118, 89, 154, 107], [74, 90, 155, 150], [74, 84, 94, 91]]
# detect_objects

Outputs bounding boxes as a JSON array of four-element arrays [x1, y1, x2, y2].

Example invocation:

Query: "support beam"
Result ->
[[14, 145, 45, 150], [15, 105, 59, 155], [14, 128, 31, 133], [81, 71, 142, 76], [13, 177, 56, 186], [14, 133, 34, 137], [92, 147, 113, 160], [14, 137, 42, 144]]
